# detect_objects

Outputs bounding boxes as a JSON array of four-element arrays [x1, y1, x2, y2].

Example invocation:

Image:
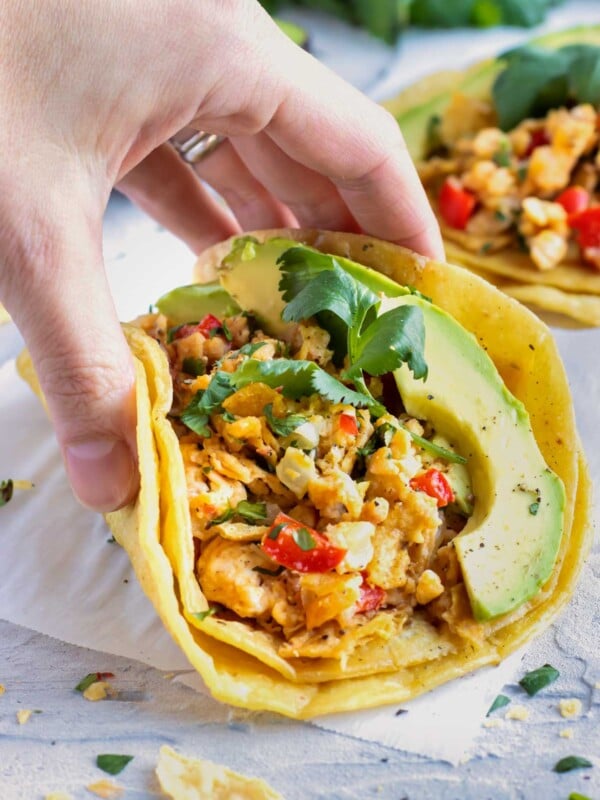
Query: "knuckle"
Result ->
[[39, 352, 134, 432]]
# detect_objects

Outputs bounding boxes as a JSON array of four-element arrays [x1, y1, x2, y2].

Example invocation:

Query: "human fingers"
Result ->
[[117, 144, 240, 254], [258, 45, 443, 258], [188, 139, 297, 231], [231, 133, 357, 232], [0, 171, 138, 513]]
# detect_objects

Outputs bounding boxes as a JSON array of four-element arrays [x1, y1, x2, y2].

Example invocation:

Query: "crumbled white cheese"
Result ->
[[505, 705, 530, 721], [559, 698, 582, 719]]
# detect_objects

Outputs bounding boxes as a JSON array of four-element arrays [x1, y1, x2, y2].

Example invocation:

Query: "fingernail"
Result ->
[[64, 438, 138, 512]]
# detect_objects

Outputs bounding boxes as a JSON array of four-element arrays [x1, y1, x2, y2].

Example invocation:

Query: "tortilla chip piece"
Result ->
[[156, 745, 284, 800]]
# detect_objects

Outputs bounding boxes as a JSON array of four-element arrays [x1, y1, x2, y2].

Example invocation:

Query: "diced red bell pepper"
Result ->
[[173, 314, 223, 340], [197, 314, 223, 337], [556, 186, 589, 217], [438, 177, 476, 230], [339, 412, 359, 436], [410, 468, 455, 508], [569, 207, 600, 250], [261, 513, 346, 573], [355, 575, 386, 614], [525, 128, 550, 156]]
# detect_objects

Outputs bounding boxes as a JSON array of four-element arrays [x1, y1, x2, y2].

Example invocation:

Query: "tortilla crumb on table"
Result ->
[[0, 683, 5, 696], [85, 780, 124, 799], [44, 793, 73, 800], [560, 728, 575, 739], [82, 681, 115, 702], [505, 705, 530, 721], [558, 698, 582, 718], [16, 708, 32, 725]]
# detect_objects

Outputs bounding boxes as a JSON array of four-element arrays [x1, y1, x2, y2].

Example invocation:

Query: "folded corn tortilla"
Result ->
[[18, 229, 592, 718]]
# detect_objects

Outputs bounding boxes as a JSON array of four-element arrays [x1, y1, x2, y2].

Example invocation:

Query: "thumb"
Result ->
[[2, 194, 139, 513]]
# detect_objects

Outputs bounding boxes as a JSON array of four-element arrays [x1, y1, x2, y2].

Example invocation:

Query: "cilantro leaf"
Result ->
[[182, 356, 206, 376], [292, 527, 316, 551], [407, 431, 467, 464], [278, 250, 378, 364], [75, 673, 101, 693], [263, 403, 307, 437], [310, 368, 384, 412], [519, 663, 559, 696], [235, 500, 268, 523], [277, 246, 337, 301], [191, 608, 216, 622], [238, 342, 267, 357], [74, 672, 114, 692], [350, 305, 428, 381], [96, 754, 134, 776], [282, 262, 359, 327], [180, 371, 234, 436], [230, 358, 378, 410], [207, 505, 235, 528]]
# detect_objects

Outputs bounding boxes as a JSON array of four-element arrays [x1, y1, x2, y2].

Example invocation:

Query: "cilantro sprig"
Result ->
[[493, 43, 600, 130], [279, 255, 427, 406], [207, 499, 268, 528], [263, 403, 307, 437], [180, 371, 233, 436]]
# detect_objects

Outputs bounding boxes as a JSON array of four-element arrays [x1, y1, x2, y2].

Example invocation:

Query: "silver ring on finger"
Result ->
[[170, 128, 226, 164]]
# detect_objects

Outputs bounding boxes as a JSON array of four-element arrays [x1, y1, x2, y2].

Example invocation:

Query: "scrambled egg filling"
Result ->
[[138, 311, 477, 659], [420, 100, 600, 272]]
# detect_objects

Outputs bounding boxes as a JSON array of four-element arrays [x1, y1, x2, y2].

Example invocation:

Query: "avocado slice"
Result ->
[[391, 24, 600, 159], [384, 293, 565, 621], [155, 282, 240, 325], [218, 238, 565, 622]]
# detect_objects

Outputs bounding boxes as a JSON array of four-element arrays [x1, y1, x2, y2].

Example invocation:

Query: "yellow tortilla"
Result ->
[[18, 230, 592, 718]]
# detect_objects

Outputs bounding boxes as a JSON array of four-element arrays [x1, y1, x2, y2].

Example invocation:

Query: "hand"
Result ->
[[0, 0, 442, 513]]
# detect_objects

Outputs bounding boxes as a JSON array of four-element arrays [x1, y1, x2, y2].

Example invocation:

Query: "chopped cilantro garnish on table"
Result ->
[[96, 754, 134, 776], [75, 672, 114, 693], [519, 664, 559, 696], [554, 755, 593, 773], [487, 694, 511, 715]]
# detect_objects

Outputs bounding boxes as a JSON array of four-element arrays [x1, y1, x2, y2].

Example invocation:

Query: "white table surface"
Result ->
[[2, 3, 600, 798]]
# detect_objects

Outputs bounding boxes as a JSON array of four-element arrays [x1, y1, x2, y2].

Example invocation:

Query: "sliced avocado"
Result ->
[[385, 293, 565, 621], [392, 24, 600, 159], [431, 434, 473, 516], [219, 237, 410, 337], [220, 237, 565, 623], [155, 282, 240, 325]]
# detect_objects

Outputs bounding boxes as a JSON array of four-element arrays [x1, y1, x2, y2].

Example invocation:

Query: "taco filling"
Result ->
[[420, 101, 600, 272], [135, 307, 475, 660], [131, 235, 566, 667]]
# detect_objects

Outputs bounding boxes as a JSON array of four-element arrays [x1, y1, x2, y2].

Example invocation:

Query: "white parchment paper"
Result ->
[[1, 7, 599, 763]]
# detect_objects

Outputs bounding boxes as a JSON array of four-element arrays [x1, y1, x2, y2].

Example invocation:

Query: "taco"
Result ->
[[386, 26, 600, 326], [18, 229, 591, 718]]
